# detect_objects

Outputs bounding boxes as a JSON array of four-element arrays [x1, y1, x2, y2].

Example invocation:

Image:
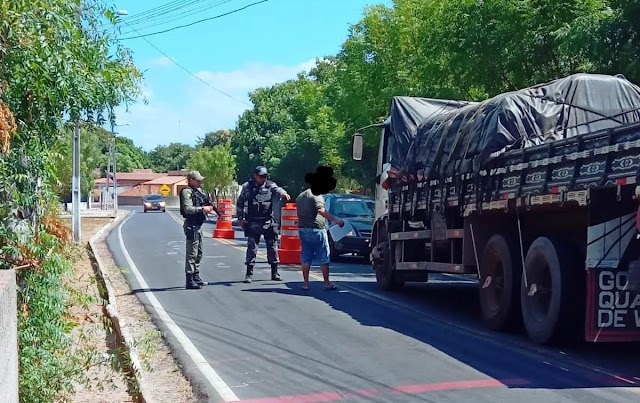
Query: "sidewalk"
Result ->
[[58, 208, 119, 219]]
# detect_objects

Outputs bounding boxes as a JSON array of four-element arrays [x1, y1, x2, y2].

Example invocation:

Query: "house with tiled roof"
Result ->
[[93, 169, 164, 187], [140, 175, 188, 197], [93, 168, 164, 204], [94, 169, 190, 205]]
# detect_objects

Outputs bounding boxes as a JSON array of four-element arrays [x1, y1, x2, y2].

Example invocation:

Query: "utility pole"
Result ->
[[112, 124, 118, 214], [105, 142, 111, 210], [72, 122, 81, 243], [109, 121, 129, 213]]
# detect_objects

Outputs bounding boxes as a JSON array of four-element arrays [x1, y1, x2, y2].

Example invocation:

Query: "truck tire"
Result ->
[[374, 241, 404, 291], [479, 234, 522, 331], [520, 237, 581, 345]]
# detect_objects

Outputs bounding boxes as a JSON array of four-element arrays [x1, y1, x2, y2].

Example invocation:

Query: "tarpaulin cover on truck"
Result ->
[[386, 97, 472, 170], [401, 73, 640, 180]]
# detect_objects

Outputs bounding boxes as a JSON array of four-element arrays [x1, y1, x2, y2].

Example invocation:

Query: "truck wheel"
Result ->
[[479, 234, 522, 331], [520, 237, 581, 345], [374, 241, 404, 291]]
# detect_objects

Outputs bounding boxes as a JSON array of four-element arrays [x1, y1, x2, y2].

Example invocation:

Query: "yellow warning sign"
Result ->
[[159, 184, 171, 196]]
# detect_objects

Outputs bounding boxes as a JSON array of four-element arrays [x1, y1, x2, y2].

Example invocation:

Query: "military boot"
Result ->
[[186, 273, 202, 289], [271, 263, 282, 281], [193, 271, 205, 286], [244, 265, 254, 283]]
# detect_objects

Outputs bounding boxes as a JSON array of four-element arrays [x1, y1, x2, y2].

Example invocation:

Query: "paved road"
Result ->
[[108, 207, 640, 403]]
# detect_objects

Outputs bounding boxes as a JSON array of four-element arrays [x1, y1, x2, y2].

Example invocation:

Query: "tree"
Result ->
[[0, 1, 141, 401], [197, 129, 234, 148], [187, 144, 236, 199], [51, 124, 149, 202], [52, 125, 106, 202], [148, 143, 194, 172], [231, 69, 358, 195], [115, 136, 150, 172], [229, 0, 640, 196]]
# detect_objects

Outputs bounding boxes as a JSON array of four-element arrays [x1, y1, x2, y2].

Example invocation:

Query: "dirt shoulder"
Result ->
[[67, 215, 202, 403]]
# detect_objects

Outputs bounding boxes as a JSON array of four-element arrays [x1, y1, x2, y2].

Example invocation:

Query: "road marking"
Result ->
[[166, 209, 276, 267], [117, 211, 240, 402], [235, 378, 529, 403], [157, 209, 640, 397], [166, 209, 213, 238]]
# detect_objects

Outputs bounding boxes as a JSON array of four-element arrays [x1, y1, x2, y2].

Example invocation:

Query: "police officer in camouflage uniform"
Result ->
[[180, 170, 220, 289], [236, 166, 290, 283]]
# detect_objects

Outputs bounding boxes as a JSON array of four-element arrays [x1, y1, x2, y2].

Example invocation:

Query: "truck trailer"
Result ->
[[351, 73, 640, 344]]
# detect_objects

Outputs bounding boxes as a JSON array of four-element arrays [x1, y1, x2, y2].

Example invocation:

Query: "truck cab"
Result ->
[[374, 122, 392, 221]]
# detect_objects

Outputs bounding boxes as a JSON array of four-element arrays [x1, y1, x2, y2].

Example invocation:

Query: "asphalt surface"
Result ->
[[107, 207, 640, 403]]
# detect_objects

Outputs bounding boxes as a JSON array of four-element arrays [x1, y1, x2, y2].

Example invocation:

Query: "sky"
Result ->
[[110, 0, 392, 151]]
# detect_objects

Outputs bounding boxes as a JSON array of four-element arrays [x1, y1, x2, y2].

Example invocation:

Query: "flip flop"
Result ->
[[302, 285, 309, 290], [324, 284, 337, 291]]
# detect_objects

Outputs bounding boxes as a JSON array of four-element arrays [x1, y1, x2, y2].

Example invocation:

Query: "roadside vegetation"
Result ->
[[0, 0, 141, 401], [143, 1, 640, 197]]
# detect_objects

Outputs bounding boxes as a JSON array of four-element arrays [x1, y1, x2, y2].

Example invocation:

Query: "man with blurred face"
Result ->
[[180, 170, 218, 289], [236, 166, 291, 283]]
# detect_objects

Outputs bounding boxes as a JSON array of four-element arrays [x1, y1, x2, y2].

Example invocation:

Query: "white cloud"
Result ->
[[149, 56, 174, 67], [194, 59, 317, 93], [114, 59, 317, 151]]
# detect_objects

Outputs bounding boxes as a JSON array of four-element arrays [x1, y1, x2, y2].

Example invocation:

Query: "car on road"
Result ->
[[143, 194, 166, 213], [323, 193, 374, 260]]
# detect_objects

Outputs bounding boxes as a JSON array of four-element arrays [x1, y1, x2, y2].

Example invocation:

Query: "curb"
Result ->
[[87, 212, 154, 403]]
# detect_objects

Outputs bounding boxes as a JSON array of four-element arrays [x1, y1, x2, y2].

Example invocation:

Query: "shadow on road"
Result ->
[[129, 286, 185, 294], [239, 280, 640, 391]]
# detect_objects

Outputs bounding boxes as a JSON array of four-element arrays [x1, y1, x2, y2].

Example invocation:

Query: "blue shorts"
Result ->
[[298, 227, 330, 265]]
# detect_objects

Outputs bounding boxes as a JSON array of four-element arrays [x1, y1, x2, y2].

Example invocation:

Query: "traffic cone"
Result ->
[[278, 203, 301, 264], [213, 199, 235, 239]]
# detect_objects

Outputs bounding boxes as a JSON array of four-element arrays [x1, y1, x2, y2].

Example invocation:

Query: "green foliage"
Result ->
[[0, 0, 141, 401], [115, 136, 150, 172], [16, 228, 75, 403], [148, 142, 194, 173], [52, 125, 104, 201], [187, 144, 237, 199], [229, 0, 640, 194], [51, 124, 149, 202], [231, 73, 348, 196], [197, 129, 234, 148]]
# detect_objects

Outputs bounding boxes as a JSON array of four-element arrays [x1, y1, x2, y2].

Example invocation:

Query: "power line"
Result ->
[[125, 0, 232, 28], [125, 0, 203, 24], [119, 0, 269, 41], [125, 0, 225, 27], [121, 0, 236, 34], [119, 18, 251, 107]]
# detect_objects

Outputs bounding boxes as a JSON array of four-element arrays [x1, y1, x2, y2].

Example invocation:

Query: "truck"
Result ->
[[351, 73, 640, 344]]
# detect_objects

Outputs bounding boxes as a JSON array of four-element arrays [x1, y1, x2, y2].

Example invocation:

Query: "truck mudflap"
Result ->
[[585, 191, 640, 342]]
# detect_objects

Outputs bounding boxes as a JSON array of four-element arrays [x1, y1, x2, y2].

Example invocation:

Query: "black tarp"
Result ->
[[401, 73, 640, 180], [386, 97, 473, 170]]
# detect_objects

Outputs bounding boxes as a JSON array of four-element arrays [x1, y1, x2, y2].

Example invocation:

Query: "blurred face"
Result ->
[[253, 173, 267, 185], [189, 178, 202, 188]]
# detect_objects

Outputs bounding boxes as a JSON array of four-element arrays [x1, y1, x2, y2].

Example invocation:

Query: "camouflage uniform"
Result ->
[[180, 185, 210, 289], [236, 177, 287, 282]]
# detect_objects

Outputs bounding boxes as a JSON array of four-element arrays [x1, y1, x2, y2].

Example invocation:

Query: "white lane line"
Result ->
[[117, 211, 240, 402]]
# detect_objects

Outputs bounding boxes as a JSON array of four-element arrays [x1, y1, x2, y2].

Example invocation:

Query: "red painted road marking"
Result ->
[[236, 378, 529, 403]]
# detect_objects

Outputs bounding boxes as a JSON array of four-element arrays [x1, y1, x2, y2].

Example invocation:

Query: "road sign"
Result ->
[[159, 184, 171, 196]]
